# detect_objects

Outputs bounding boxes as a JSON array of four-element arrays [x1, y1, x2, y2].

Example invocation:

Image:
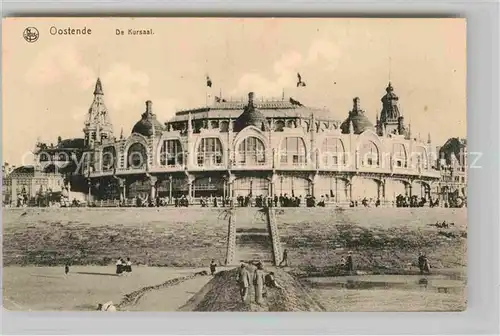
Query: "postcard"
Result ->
[[2, 18, 466, 312]]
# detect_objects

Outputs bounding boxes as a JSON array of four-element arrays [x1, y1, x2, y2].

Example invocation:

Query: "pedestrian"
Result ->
[[264, 272, 283, 289], [346, 251, 354, 274], [210, 259, 217, 276], [125, 257, 132, 274], [279, 249, 289, 267], [418, 252, 431, 275], [253, 262, 266, 305], [97, 301, 117, 312], [237, 264, 251, 303], [340, 256, 347, 270], [116, 258, 123, 276], [64, 263, 70, 276]]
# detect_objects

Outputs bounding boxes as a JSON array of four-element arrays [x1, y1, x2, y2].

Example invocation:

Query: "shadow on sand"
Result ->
[[75, 272, 118, 277]]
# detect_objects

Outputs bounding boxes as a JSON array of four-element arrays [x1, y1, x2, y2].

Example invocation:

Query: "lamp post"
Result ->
[[169, 175, 173, 204]]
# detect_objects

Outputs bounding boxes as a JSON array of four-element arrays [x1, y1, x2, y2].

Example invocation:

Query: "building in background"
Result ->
[[7, 78, 467, 208], [436, 138, 467, 207], [72, 78, 441, 206]]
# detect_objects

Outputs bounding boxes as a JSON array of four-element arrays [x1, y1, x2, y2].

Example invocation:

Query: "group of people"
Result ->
[[116, 257, 133, 276], [237, 262, 283, 305]]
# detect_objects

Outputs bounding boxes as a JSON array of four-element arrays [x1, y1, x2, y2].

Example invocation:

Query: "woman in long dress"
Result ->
[[125, 257, 132, 274], [116, 258, 123, 275], [253, 262, 266, 305]]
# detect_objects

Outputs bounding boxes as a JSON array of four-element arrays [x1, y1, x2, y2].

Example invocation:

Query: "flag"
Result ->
[[206, 75, 212, 88], [215, 96, 221, 103], [297, 73, 306, 87], [289, 97, 303, 106]]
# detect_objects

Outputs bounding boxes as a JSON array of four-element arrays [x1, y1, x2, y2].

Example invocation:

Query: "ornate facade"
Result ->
[[63, 78, 442, 205]]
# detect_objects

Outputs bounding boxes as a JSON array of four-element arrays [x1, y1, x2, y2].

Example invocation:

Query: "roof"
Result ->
[[340, 97, 375, 134], [57, 138, 86, 149], [131, 100, 164, 137], [9, 165, 35, 176], [233, 92, 270, 132], [168, 97, 338, 123], [439, 137, 467, 165]]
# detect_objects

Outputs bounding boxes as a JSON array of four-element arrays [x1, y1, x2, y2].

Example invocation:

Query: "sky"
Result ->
[[2, 18, 466, 166]]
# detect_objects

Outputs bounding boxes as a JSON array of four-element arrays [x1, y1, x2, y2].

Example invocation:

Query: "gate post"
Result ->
[[225, 208, 237, 266]]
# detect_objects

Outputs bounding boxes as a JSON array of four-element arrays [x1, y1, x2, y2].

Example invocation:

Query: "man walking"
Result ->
[[237, 264, 251, 303], [279, 249, 289, 267]]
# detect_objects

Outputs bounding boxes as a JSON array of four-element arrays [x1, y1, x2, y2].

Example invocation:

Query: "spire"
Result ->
[[94, 77, 104, 95], [408, 124, 412, 139], [376, 112, 379, 125], [427, 132, 432, 144], [282, 88, 285, 101]]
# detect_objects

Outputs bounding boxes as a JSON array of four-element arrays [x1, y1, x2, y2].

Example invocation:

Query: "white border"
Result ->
[[1, 1, 499, 335]]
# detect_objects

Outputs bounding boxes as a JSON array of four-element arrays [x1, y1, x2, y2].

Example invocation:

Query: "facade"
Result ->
[[2, 165, 65, 206], [436, 138, 467, 207], [60, 78, 443, 206]]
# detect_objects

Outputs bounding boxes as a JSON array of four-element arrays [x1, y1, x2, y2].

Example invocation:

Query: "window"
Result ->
[[102, 146, 116, 171], [393, 143, 407, 168], [160, 139, 184, 167], [280, 137, 306, 166], [236, 137, 266, 166], [360, 141, 379, 167], [274, 120, 285, 132], [127, 143, 147, 169], [196, 138, 223, 167], [321, 137, 345, 167]]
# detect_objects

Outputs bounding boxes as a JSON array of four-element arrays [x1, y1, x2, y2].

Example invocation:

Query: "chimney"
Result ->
[[353, 97, 360, 112], [248, 92, 255, 105], [145, 100, 153, 115]]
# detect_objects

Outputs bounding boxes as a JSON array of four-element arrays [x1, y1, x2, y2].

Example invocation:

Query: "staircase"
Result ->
[[234, 208, 274, 264]]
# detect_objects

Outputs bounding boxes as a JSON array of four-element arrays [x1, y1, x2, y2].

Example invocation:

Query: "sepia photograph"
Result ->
[[2, 17, 467, 312]]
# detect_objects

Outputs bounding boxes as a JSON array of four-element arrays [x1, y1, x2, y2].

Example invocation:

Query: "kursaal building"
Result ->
[[32, 78, 442, 204]]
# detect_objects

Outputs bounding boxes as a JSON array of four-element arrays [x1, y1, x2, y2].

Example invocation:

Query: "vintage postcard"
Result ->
[[2, 18, 466, 312]]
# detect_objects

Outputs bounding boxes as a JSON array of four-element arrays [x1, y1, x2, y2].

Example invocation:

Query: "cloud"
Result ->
[[24, 44, 95, 90], [231, 39, 342, 97]]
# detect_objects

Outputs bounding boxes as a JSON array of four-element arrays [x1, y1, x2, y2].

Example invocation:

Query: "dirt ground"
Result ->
[[2, 265, 218, 311]]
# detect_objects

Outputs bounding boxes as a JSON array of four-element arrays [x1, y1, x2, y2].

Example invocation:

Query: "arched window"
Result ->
[[360, 141, 379, 167], [102, 146, 116, 171], [160, 139, 184, 167], [415, 147, 428, 169], [321, 137, 345, 166], [280, 137, 307, 166], [127, 143, 148, 169], [196, 138, 223, 167], [236, 137, 266, 166], [393, 143, 408, 168]]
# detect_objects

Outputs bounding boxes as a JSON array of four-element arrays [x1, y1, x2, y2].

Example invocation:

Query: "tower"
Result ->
[[377, 82, 406, 136], [83, 78, 114, 148]]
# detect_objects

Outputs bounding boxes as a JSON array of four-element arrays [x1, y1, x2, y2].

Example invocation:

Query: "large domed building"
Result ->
[[32, 78, 442, 205]]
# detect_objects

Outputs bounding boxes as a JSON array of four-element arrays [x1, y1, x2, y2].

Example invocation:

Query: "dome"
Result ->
[[340, 97, 375, 134], [57, 138, 85, 149], [131, 101, 164, 137], [233, 92, 270, 132]]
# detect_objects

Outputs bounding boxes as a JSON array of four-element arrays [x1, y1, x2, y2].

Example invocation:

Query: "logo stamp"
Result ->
[[23, 27, 39, 43]]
